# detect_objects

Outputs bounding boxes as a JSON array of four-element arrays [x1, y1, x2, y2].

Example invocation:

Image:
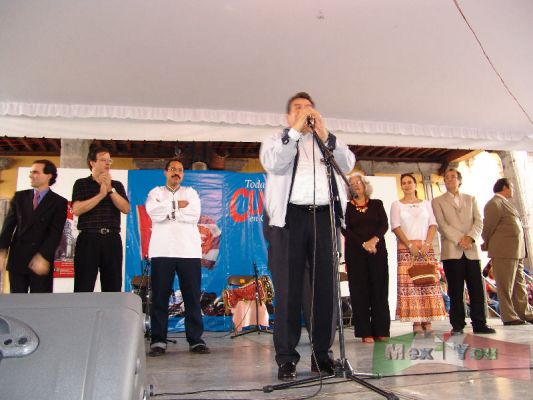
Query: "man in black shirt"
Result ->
[[72, 146, 130, 292]]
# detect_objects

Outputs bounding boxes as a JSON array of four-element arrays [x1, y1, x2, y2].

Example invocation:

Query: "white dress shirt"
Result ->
[[146, 185, 202, 258], [289, 131, 330, 206], [260, 128, 356, 227]]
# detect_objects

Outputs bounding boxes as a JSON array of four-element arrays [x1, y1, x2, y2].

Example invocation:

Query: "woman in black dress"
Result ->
[[342, 173, 390, 343]]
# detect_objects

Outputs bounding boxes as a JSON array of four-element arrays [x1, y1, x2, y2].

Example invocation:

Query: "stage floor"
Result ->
[[146, 318, 533, 399]]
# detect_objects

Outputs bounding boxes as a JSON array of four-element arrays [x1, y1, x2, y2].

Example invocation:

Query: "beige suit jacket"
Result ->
[[432, 192, 482, 260], [481, 195, 526, 259]]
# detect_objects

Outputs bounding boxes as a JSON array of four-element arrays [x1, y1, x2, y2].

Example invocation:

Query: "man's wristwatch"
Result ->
[[108, 187, 116, 195]]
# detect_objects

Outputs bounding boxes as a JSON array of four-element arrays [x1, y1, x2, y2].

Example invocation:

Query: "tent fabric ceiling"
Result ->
[[1, 0, 532, 150]]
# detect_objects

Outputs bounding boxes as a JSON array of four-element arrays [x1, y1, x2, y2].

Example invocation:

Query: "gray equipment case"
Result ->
[[0, 293, 149, 400]]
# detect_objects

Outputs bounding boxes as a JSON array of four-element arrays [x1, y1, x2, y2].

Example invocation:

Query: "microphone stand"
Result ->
[[263, 126, 398, 400], [141, 256, 177, 344], [140, 256, 152, 338]]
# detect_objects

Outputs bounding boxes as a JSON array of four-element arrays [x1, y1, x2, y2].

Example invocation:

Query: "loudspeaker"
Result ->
[[0, 293, 149, 400]]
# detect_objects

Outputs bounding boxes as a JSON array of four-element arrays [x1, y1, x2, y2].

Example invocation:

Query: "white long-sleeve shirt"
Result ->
[[146, 185, 202, 258], [260, 128, 356, 227], [390, 200, 437, 241]]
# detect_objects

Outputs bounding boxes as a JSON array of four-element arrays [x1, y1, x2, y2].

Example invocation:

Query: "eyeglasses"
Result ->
[[97, 158, 113, 164], [167, 167, 182, 172]]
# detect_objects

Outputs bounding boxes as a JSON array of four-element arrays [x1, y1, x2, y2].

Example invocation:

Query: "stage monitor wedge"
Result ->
[[0, 293, 149, 400]]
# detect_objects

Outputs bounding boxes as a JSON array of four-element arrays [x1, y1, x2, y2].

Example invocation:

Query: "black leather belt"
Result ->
[[81, 228, 120, 235], [288, 203, 330, 213]]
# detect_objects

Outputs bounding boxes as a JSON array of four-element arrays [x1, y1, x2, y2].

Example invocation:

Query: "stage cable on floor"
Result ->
[[149, 365, 533, 398]]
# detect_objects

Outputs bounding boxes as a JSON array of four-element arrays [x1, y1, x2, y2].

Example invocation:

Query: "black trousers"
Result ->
[[266, 204, 335, 366], [346, 246, 390, 338], [150, 257, 204, 346], [9, 268, 53, 293], [443, 255, 487, 330], [74, 232, 123, 292]]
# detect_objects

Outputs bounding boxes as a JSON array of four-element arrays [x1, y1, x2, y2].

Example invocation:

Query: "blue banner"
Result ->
[[125, 170, 268, 331]]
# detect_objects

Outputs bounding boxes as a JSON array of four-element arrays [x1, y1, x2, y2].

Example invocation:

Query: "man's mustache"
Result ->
[[172, 174, 182, 179]]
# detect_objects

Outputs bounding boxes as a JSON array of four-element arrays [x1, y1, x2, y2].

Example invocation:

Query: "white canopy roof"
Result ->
[[1, 0, 532, 150]]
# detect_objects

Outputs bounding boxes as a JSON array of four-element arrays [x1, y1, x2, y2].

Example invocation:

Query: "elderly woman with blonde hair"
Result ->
[[341, 173, 390, 343]]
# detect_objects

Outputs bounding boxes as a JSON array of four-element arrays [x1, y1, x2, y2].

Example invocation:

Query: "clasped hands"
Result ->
[[96, 172, 113, 195], [362, 237, 379, 254], [458, 235, 473, 250], [409, 242, 431, 257]]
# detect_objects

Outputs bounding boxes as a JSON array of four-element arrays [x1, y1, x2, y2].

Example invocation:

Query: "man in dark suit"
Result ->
[[481, 178, 533, 325], [0, 160, 68, 293]]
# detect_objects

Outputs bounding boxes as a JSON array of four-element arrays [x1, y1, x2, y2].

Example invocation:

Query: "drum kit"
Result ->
[[222, 275, 274, 312]]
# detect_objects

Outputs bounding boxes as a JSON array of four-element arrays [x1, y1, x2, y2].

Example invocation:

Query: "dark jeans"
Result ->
[[266, 204, 335, 366], [150, 257, 204, 346], [443, 255, 487, 330], [74, 232, 123, 292]]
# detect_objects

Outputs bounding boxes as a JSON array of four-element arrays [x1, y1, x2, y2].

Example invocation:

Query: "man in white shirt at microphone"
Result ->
[[146, 158, 210, 357], [260, 92, 355, 380]]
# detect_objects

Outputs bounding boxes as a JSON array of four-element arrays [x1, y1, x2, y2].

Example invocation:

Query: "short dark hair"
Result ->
[[33, 159, 58, 186], [493, 178, 510, 193], [87, 146, 111, 170], [444, 168, 462, 187], [286, 92, 315, 114], [164, 157, 183, 171], [400, 173, 418, 198]]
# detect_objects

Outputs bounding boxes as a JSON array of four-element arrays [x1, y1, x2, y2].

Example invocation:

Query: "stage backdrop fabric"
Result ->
[[125, 170, 268, 332]]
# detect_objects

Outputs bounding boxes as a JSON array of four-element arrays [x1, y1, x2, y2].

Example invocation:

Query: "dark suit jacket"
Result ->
[[0, 189, 68, 273]]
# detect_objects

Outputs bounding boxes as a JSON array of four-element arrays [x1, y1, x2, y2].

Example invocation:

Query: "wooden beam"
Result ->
[[5, 138, 18, 152], [394, 147, 415, 157], [50, 139, 61, 152], [20, 138, 33, 152], [36, 138, 47, 152]]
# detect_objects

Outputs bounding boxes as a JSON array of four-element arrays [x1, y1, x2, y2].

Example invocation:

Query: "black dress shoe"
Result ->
[[473, 325, 496, 334], [278, 362, 297, 380], [189, 343, 211, 354], [148, 346, 165, 357], [311, 357, 336, 375], [450, 328, 464, 336], [503, 320, 526, 326]]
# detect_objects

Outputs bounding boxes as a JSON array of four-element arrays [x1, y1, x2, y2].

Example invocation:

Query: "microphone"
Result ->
[[306, 116, 315, 128]]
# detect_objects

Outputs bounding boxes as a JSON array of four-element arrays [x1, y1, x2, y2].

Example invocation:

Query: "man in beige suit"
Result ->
[[481, 178, 533, 325], [432, 169, 495, 334]]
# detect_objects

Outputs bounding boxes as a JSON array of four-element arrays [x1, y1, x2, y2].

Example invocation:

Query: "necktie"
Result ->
[[33, 191, 39, 210]]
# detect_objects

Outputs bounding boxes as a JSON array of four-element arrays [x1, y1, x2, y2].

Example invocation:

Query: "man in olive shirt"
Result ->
[[72, 146, 130, 292]]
